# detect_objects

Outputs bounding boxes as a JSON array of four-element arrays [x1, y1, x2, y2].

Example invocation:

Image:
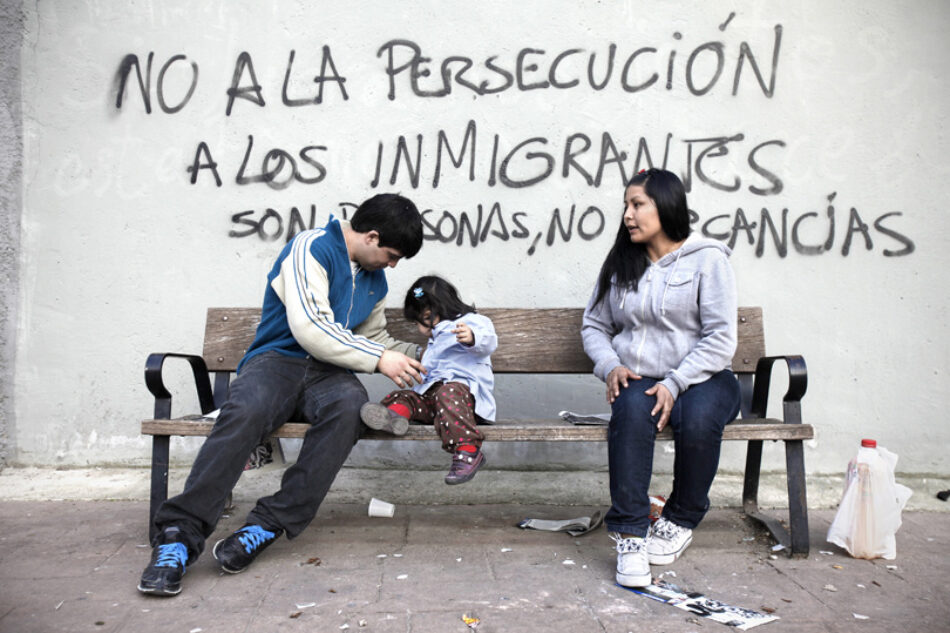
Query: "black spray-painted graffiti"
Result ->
[[112, 21, 916, 258], [368, 120, 781, 194], [114, 25, 780, 114], [228, 192, 913, 258], [376, 27, 781, 100], [186, 136, 328, 189], [230, 201, 604, 256], [114, 47, 348, 114]]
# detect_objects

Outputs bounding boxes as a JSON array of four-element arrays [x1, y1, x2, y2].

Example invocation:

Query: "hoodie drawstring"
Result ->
[[660, 248, 684, 316]]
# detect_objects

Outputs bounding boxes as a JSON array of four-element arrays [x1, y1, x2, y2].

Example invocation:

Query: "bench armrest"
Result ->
[[749, 355, 808, 421], [144, 352, 215, 419]]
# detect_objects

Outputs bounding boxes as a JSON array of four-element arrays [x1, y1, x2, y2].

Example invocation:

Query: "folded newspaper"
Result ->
[[619, 579, 779, 629], [518, 509, 604, 536], [181, 409, 220, 420], [559, 410, 610, 425]]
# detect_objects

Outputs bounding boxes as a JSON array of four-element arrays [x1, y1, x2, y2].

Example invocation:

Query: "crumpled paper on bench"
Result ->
[[559, 410, 610, 425]]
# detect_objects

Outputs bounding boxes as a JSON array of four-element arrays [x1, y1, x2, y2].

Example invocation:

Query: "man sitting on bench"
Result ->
[[138, 193, 427, 597]]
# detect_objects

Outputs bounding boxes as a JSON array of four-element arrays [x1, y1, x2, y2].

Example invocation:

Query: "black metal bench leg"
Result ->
[[149, 435, 170, 542], [785, 439, 810, 557], [743, 438, 798, 553], [742, 439, 764, 515]]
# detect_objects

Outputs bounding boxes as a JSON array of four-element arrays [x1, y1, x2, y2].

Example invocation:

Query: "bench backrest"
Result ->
[[202, 307, 765, 375]]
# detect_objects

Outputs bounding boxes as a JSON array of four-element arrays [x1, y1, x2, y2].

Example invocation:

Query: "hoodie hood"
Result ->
[[654, 234, 732, 267]]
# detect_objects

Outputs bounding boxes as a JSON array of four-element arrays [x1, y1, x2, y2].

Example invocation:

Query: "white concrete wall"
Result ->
[[9, 1, 950, 479], [0, 0, 24, 468]]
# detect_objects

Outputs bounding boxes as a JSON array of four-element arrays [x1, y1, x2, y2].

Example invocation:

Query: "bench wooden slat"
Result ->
[[386, 308, 595, 373], [733, 307, 765, 372], [203, 308, 262, 372], [202, 306, 766, 374], [142, 418, 814, 442]]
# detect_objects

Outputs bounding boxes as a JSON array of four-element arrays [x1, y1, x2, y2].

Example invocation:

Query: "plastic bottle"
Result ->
[[826, 439, 912, 560], [848, 438, 880, 483], [846, 440, 879, 558]]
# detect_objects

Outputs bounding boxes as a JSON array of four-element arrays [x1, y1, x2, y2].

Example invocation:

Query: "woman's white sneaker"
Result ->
[[646, 517, 693, 565], [609, 532, 652, 587]]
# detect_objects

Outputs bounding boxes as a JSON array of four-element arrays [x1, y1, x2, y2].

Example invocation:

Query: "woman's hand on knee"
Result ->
[[606, 366, 641, 404], [645, 383, 674, 431]]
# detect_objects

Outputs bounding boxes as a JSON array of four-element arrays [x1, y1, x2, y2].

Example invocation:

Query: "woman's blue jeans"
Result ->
[[605, 369, 741, 538]]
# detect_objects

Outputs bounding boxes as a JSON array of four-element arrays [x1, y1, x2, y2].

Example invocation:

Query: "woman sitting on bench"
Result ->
[[581, 168, 741, 588]]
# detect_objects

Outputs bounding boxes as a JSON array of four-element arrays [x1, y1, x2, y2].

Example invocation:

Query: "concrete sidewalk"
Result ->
[[1, 498, 948, 633]]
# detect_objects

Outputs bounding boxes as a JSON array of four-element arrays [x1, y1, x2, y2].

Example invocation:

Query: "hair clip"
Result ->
[[413, 287, 424, 298], [638, 169, 647, 174]]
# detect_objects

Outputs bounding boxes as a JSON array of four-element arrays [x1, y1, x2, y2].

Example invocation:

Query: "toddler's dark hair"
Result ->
[[404, 275, 476, 328]]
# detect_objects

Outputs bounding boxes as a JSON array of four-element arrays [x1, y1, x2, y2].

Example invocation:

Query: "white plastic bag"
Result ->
[[827, 441, 912, 559]]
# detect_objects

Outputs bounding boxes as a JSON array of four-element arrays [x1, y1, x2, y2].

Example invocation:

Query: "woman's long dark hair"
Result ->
[[404, 275, 476, 327], [592, 168, 692, 308]]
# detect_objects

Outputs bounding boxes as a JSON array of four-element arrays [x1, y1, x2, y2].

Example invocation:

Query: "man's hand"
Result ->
[[452, 322, 474, 346], [606, 366, 641, 404], [377, 350, 426, 388], [645, 383, 674, 431]]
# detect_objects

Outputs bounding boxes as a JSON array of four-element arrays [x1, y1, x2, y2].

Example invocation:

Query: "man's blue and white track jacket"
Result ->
[[240, 217, 417, 373]]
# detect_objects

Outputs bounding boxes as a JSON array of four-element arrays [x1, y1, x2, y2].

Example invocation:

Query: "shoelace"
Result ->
[[652, 519, 685, 540], [154, 542, 188, 568], [609, 533, 645, 553], [238, 526, 276, 554]]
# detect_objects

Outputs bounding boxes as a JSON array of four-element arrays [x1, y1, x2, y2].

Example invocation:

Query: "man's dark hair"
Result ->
[[350, 193, 424, 258]]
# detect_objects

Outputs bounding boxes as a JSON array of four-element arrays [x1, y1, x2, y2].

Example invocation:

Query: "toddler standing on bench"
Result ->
[[361, 275, 497, 484]]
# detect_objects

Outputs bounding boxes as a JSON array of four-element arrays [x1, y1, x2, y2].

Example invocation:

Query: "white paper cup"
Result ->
[[368, 497, 395, 518]]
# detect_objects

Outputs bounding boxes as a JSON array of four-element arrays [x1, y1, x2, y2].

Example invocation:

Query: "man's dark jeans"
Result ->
[[152, 351, 368, 559], [605, 369, 741, 538]]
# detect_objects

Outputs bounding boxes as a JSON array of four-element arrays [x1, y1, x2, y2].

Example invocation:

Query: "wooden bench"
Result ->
[[143, 307, 812, 555]]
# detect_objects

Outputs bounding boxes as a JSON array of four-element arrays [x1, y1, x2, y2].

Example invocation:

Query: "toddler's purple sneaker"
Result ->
[[445, 450, 486, 485]]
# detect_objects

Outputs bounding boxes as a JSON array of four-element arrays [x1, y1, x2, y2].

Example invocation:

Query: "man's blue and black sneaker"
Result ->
[[138, 527, 190, 596], [212, 524, 283, 573]]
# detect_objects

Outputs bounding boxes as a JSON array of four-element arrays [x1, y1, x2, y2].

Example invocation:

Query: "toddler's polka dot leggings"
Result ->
[[381, 381, 485, 453]]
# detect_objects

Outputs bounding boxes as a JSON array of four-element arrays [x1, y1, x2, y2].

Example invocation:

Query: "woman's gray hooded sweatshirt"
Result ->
[[582, 235, 738, 400]]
